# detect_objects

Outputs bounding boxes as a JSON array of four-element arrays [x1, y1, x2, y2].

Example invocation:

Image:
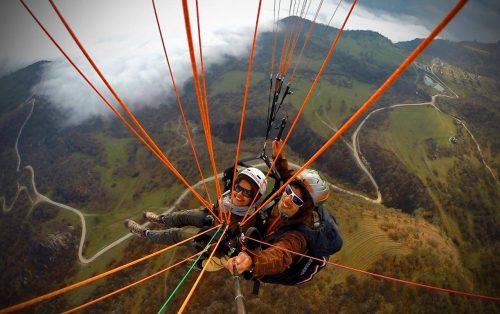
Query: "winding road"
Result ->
[[1, 101, 200, 263], [316, 62, 498, 206]]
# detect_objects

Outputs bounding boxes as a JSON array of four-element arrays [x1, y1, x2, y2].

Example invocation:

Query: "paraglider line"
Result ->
[[241, 0, 358, 225], [177, 225, 229, 313], [246, 236, 500, 302], [0, 225, 220, 313], [62, 252, 203, 314], [181, 0, 224, 208], [158, 225, 224, 313], [151, 0, 220, 220], [227, 0, 263, 225]]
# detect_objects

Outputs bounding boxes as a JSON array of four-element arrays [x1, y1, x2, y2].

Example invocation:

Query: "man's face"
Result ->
[[277, 184, 303, 217]]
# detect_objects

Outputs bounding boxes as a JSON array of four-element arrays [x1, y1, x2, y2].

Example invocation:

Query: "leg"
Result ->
[[158, 208, 212, 228], [145, 227, 198, 245]]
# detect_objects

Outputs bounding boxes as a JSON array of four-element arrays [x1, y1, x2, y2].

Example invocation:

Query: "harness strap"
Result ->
[[252, 280, 261, 295]]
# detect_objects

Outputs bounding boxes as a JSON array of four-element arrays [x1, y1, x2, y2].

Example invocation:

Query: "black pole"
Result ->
[[232, 264, 247, 314]]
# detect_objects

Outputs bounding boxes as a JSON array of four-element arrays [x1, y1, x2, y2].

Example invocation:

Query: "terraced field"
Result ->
[[332, 212, 411, 283], [332, 206, 461, 285]]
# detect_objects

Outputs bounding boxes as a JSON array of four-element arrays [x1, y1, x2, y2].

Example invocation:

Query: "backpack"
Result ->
[[258, 205, 343, 285]]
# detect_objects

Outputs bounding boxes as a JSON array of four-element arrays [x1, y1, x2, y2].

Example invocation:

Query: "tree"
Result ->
[[340, 99, 347, 113]]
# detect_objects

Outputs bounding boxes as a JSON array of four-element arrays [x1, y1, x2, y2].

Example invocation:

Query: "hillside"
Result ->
[[1, 18, 499, 313]]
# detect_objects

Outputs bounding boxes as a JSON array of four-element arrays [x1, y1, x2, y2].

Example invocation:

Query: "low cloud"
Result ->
[[339, 0, 500, 43], [26, 1, 269, 125], [317, 1, 431, 42]]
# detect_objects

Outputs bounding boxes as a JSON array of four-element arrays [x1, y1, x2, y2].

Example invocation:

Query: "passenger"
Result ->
[[125, 167, 267, 269]]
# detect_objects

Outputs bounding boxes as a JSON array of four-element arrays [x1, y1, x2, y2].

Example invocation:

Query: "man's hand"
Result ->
[[225, 251, 253, 275], [272, 139, 285, 160]]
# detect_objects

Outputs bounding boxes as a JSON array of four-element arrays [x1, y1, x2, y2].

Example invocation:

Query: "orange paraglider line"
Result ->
[[289, 0, 327, 83], [177, 225, 229, 313], [151, 0, 219, 219], [0, 225, 220, 313], [283, 0, 308, 75], [241, 0, 358, 225], [18, 0, 211, 210], [62, 252, 203, 314], [195, 0, 223, 202], [47, 0, 211, 209], [227, 0, 263, 225], [244, 0, 468, 225], [181, 0, 224, 220]]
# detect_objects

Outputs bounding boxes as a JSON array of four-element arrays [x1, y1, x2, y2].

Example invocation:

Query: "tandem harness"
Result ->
[[250, 205, 343, 290]]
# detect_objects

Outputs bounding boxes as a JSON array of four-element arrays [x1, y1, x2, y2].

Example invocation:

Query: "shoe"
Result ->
[[143, 211, 165, 226], [202, 214, 215, 226], [125, 219, 148, 238]]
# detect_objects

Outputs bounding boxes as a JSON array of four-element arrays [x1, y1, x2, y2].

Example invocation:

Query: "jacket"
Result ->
[[252, 156, 315, 277]]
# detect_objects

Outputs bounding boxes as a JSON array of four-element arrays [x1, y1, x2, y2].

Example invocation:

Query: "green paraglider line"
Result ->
[[157, 225, 222, 314]]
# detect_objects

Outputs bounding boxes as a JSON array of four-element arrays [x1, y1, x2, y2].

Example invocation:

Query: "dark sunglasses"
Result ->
[[234, 183, 253, 198], [285, 184, 304, 207]]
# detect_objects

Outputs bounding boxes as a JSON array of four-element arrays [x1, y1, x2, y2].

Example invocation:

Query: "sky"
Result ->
[[0, 0, 498, 124]]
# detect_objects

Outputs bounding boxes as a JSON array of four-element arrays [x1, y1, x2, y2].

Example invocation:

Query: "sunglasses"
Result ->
[[234, 183, 253, 198], [284, 184, 304, 207]]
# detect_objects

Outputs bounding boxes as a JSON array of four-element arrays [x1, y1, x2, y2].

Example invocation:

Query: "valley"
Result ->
[[0, 24, 498, 313]]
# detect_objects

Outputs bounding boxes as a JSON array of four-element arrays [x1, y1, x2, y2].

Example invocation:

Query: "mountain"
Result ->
[[0, 61, 49, 115], [0, 18, 499, 313], [397, 39, 500, 79]]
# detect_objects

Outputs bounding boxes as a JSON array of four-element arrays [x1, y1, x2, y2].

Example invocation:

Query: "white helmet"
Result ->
[[238, 167, 267, 196], [295, 169, 330, 206]]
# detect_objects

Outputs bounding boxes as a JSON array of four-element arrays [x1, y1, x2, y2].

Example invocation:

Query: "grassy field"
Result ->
[[209, 70, 266, 96], [369, 105, 466, 236], [337, 34, 406, 67], [290, 77, 376, 138], [376, 105, 457, 183], [74, 127, 195, 256], [312, 31, 406, 68]]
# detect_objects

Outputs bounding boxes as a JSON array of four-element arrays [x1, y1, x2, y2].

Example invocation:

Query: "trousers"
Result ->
[[145, 208, 209, 245]]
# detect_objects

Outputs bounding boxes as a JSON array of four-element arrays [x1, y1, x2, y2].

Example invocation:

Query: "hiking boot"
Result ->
[[143, 211, 165, 226], [125, 219, 148, 238]]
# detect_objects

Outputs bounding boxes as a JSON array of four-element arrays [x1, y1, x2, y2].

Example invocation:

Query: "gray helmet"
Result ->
[[295, 169, 330, 206]]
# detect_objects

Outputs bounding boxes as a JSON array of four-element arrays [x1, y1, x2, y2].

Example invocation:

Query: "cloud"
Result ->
[[339, 0, 500, 43], [21, 0, 271, 125], [317, 1, 431, 42]]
